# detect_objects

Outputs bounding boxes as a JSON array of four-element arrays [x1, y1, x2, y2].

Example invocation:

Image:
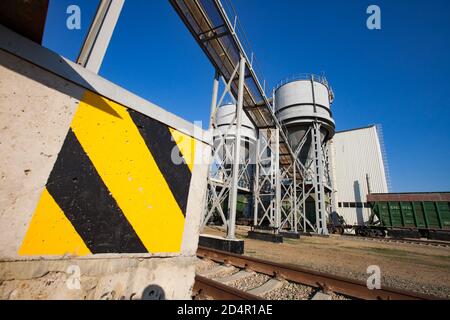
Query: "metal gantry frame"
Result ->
[[203, 83, 336, 238], [253, 128, 281, 230], [202, 56, 253, 239], [264, 121, 334, 236], [279, 161, 297, 232], [171, 0, 335, 238]]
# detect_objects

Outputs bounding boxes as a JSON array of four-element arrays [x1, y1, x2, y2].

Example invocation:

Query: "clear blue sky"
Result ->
[[43, 0, 450, 193]]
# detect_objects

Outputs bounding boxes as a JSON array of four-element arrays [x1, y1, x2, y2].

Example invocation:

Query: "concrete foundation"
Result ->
[[247, 231, 284, 243], [299, 232, 330, 238], [0, 27, 211, 300], [198, 235, 244, 254], [0, 257, 196, 300], [280, 232, 301, 239]]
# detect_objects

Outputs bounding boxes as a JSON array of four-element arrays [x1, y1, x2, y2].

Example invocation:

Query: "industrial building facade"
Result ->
[[332, 125, 389, 226]]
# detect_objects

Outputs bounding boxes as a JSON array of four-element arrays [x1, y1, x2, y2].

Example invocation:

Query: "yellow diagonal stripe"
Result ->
[[71, 91, 185, 253], [169, 128, 197, 172], [19, 188, 91, 256]]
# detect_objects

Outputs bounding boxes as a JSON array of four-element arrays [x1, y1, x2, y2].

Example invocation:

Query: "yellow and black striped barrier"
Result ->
[[20, 91, 198, 256]]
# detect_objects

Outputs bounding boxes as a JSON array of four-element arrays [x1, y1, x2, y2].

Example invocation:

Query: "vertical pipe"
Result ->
[[227, 55, 246, 240], [208, 70, 220, 129]]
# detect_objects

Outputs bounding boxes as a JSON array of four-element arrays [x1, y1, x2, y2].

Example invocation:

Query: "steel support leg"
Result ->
[[274, 128, 281, 231], [77, 0, 125, 74], [253, 130, 260, 227], [312, 122, 329, 235], [202, 64, 240, 231], [227, 55, 246, 239]]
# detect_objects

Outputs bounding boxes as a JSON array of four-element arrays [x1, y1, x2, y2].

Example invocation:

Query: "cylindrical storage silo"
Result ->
[[212, 104, 257, 222], [214, 103, 257, 165], [275, 75, 336, 234], [275, 75, 336, 166]]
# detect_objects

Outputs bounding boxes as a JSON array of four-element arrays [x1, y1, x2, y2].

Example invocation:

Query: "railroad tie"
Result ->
[[311, 292, 332, 300], [246, 279, 284, 296], [216, 270, 254, 285], [197, 265, 235, 278]]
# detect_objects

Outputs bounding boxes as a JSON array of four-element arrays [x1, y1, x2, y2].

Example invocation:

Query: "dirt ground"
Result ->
[[203, 226, 450, 299]]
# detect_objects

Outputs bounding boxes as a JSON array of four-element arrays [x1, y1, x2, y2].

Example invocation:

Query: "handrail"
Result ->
[[275, 74, 330, 91], [274, 73, 335, 103], [220, 0, 269, 97]]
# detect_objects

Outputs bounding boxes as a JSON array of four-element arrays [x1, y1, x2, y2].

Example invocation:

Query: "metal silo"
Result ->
[[204, 104, 257, 228], [274, 75, 336, 235], [214, 103, 257, 164]]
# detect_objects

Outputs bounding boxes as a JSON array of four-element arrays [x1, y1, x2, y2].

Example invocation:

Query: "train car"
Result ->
[[351, 193, 450, 240]]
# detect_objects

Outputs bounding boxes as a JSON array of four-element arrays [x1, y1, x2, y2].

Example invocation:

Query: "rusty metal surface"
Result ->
[[0, 0, 49, 44], [193, 275, 263, 300], [197, 246, 440, 300], [368, 193, 450, 202]]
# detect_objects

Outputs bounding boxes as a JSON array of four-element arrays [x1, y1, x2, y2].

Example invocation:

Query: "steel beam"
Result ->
[[209, 70, 220, 129], [274, 128, 281, 230], [227, 55, 246, 239], [253, 131, 260, 227], [312, 122, 329, 235], [77, 0, 125, 74]]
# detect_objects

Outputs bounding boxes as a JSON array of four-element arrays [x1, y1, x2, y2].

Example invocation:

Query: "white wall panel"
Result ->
[[332, 126, 388, 225]]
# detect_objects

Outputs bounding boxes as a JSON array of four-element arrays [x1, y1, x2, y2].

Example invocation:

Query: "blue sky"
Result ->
[[43, 0, 450, 193]]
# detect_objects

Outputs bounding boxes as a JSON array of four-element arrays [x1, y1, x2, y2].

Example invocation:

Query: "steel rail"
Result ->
[[193, 275, 263, 300], [197, 247, 440, 300], [341, 235, 450, 248]]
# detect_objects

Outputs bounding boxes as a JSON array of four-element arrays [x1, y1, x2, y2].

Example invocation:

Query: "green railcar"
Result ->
[[366, 193, 450, 240], [372, 201, 450, 230]]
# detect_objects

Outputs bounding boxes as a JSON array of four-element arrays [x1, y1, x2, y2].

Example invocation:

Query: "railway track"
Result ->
[[194, 247, 439, 301], [340, 235, 450, 248]]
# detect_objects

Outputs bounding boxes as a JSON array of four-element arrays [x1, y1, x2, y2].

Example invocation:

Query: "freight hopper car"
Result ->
[[347, 193, 450, 241]]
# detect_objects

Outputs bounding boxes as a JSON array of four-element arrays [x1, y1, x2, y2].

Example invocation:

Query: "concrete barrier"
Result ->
[[0, 26, 211, 299]]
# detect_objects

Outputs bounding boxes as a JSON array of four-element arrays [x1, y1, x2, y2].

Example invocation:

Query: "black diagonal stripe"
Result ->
[[128, 110, 192, 215], [46, 129, 148, 254]]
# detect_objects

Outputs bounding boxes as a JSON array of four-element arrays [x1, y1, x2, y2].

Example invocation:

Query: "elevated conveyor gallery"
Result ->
[[169, 0, 295, 169]]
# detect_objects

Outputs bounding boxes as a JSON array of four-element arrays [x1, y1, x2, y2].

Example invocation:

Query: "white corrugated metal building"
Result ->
[[331, 125, 389, 226]]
